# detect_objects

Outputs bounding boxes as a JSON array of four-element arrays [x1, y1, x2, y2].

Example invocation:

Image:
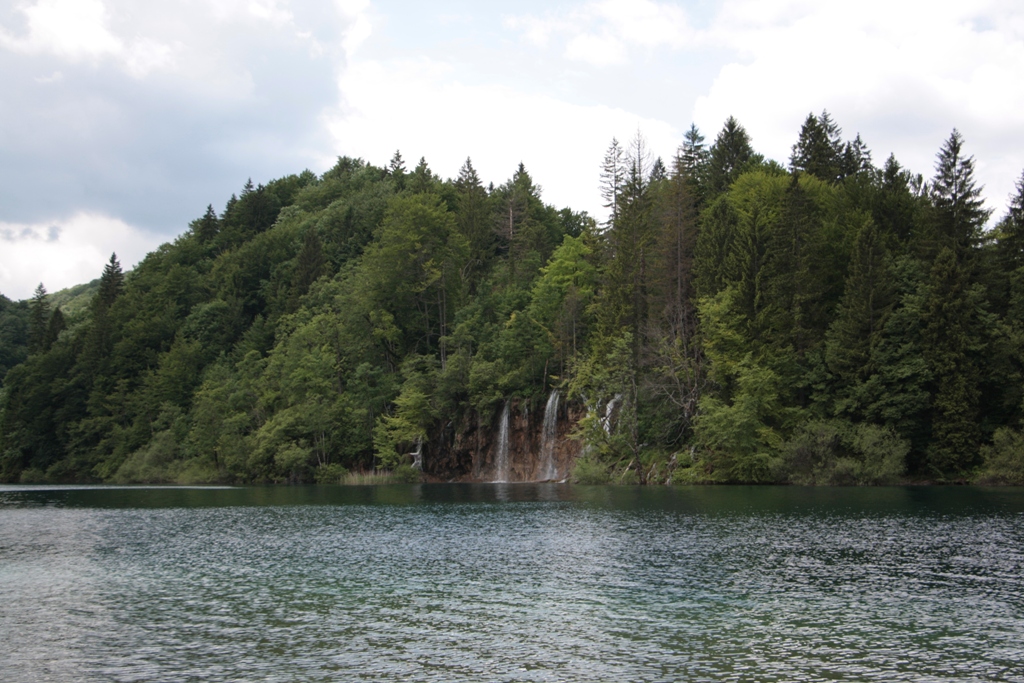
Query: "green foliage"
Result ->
[[570, 454, 611, 484], [790, 110, 847, 183], [779, 419, 907, 485], [2, 114, 1021, 486], [977, 426, 1024, 485]]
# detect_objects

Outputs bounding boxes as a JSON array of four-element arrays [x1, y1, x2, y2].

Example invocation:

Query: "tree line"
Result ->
[[2, 111, 1023, 485]]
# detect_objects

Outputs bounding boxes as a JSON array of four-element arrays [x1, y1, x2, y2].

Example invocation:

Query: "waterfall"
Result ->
[[493, 401, 511, 483], [538, 389, 560, 481], [601, 394, 623, 434], [410, 437, 423, 470]]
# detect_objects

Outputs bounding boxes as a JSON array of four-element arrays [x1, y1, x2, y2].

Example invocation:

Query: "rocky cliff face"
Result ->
[[423, 397, 584, 482]]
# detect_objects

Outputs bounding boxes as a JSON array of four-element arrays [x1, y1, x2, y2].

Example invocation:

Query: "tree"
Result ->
[[930, 129, 991, 253], [651, 163, 699, 346], [600, 131, 655, 351], [600, 138, 625, 230], [650, 157, 667, 184], [996, 170, 1024, 272], [27, 283, 50, 353], [191, 205, 219, 242], [389, 150, 407, 176], [790, 111, 843, 182], [873, 154, 920, 245], [825, 218, 895, 413], [408, 157, 436, 194], [676, 124, 709, 185], [706, 116, 756, 196], [921, 247, 984, 478], [455, 157, 492, 281], [96, 254, 124, 311], [528, 234, 597, 373], [43, 308, 66, 351], [840, 133, 873, 178]]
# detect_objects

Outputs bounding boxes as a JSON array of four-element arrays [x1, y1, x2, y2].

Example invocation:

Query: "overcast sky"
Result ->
[[1, 0, 1023, 299]]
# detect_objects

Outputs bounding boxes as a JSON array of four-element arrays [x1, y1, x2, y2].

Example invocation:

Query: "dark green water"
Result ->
[[2, 484, 1023, 682]]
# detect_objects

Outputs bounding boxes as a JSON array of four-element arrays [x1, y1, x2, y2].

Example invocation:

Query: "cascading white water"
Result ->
[[538, 389, 560, 481], [601, 394, 622, 434], [493, 401, 511, 482], [410, 437, 423, 470]]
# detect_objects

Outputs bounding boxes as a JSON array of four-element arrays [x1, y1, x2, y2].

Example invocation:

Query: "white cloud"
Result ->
[[0, 213, 160, 300], [327, 56, 680, 218], [691, 0, 1024, 218], [506, 0, 695, 65], [565, 32, 626, 66], [2, 0, 122, 59], [335, 0, 371, 58], [591, 0, 693, 48], [0, 0, 177, 78]]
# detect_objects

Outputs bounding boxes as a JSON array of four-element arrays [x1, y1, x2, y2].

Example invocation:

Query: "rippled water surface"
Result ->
[[2, 485, 1023, 682]]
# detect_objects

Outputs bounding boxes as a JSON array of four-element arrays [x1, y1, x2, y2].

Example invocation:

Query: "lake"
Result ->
[[1, 484, 1023, 682]]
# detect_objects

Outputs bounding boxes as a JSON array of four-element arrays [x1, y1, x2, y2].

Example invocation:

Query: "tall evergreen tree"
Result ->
[[930, 129, 991, 253], [388, 150, 407, 190], [996, 170, 1024, 272], [191, 205, 219, 242], [921, 247, 983, 478], [43, 307, 65, 351], [96, 254, 125, 311], [706, 117, 755, 196], [600, 138, 625, 230], [840, 133, 873, 178], [650, 157, 667, 184], [408, 157, 436, 194], [455, 157, 492, 282], [652, 161, 700, 346], [675, 124, 709, 208], [677, 124, 709, 180], [873, 154, 920, 245], [790, 111, 843, 182], [27, 283, 50, 353], [825, 218, 895, 411], [601, 132, 655, 346]]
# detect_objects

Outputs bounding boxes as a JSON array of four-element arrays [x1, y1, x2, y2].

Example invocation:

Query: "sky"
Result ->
[[1, 0, 1023, 300]]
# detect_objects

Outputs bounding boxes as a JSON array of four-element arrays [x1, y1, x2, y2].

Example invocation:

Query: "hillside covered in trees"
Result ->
[[3, 112, 1024, 485]]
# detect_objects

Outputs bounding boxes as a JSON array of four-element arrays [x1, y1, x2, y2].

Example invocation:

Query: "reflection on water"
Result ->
[[1, 485, 1023, 682]]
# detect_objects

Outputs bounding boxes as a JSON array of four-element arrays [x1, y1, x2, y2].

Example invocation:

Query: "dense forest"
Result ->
[[3, 111, 1024, 485]]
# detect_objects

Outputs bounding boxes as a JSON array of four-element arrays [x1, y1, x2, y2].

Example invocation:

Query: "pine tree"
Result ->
[[650, 157, 667, 184], [388, 150, 407, 190], [921, 247, 983, 478], [600, 138, 625, 230], [790, 111, 844, 182], [191, 205, 219, 243], [677, 124, 708, 178], [676, 124, 709, 207], [600, 131, 655, 364], [762, 174, 821, 358], [455, 157, 491, 281], [840, 133, 873, 178], [996, 170, 1024, 272], [930, 129, 991, 253], [706, 117, 755, 196], [873, 154, 919, 245], [95, 254, 124, 311], [43, 307, 65, 350], [408, 157, 435, 194], [27, 283, 49, 353], [825, 218, 894, 405], [650, 159, 699, 349]]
